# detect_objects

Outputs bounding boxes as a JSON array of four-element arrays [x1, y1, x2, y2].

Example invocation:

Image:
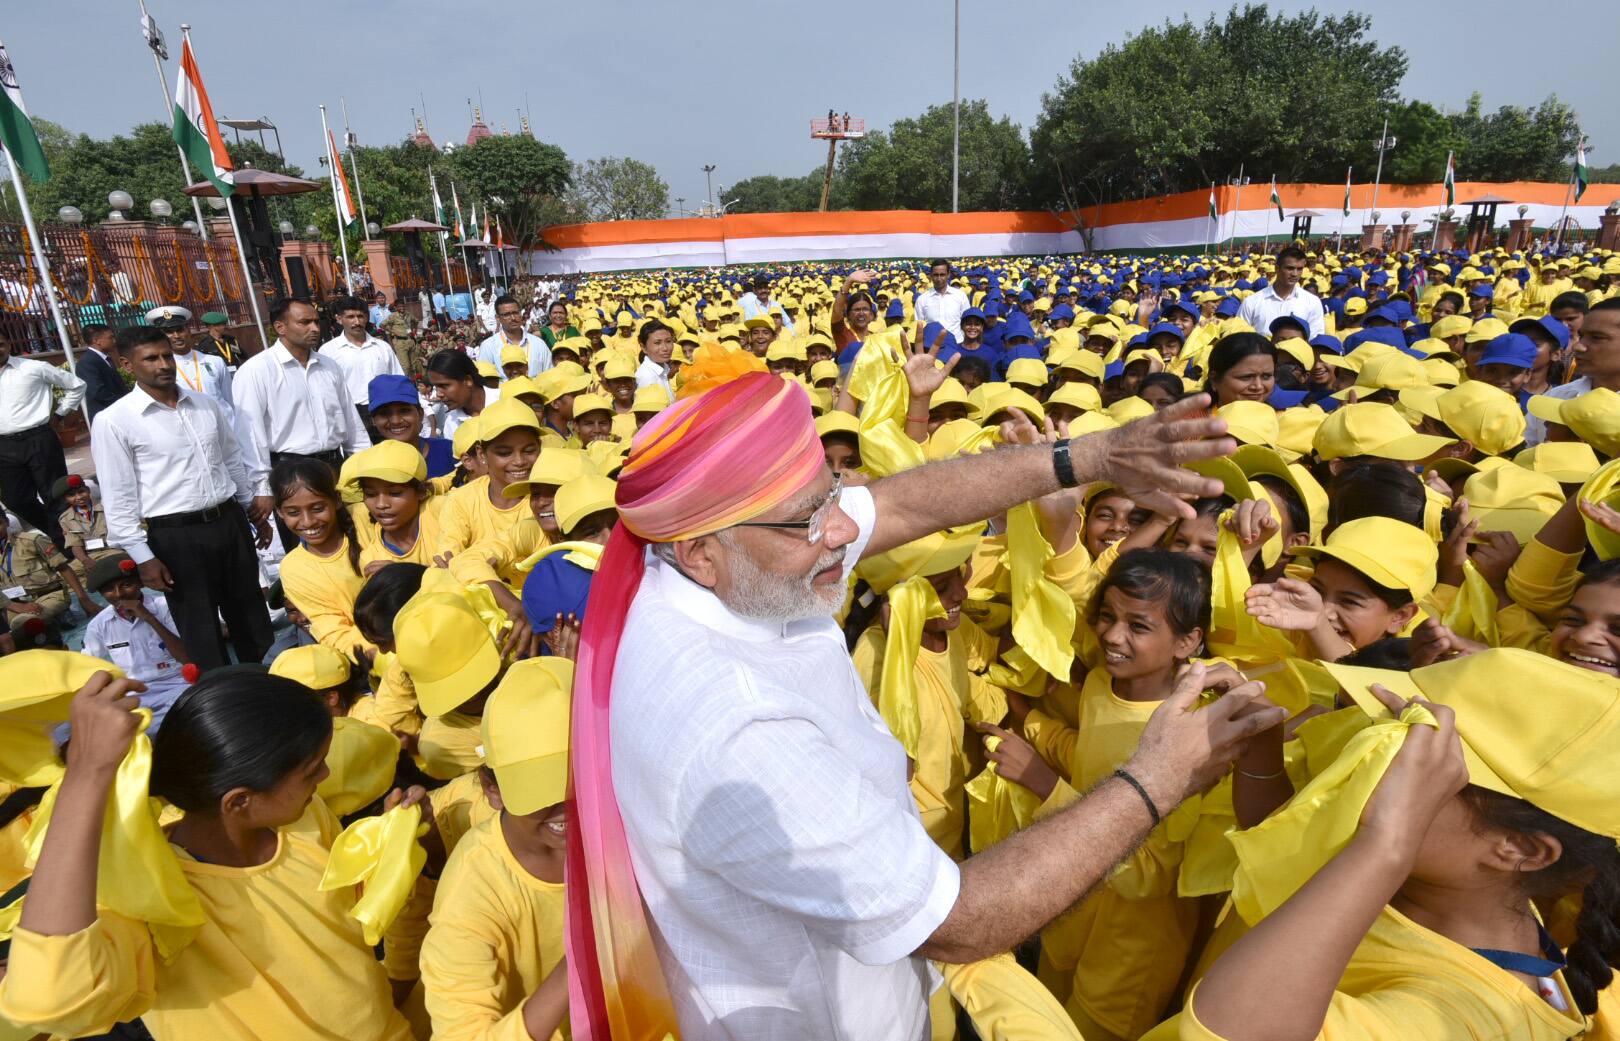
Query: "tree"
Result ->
[[1385, 100, 1457, 184], [724, 171, 822, 213], [841, 101, 1031, 212], [447, 133, 572, 250], [1447, 92, 1582, 182], [567, 157, 670, 222], [1027, 5, 1406, 206]]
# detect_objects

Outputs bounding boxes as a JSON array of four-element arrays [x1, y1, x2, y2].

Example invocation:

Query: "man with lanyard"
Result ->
[[318, 293, 405, 441], [0, 331, 84, 550], [195, 311, 243, 369], [916, 259, 970, 342], [233, 298, 370, 548], [477, 294, 553, 379], [1238, 245, 1325, 338], [92, 326, 274, 670], [148, 305, 234, 416], [564, 370, 1284, 1040]]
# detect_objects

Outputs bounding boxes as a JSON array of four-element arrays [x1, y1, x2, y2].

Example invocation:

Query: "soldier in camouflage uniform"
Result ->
[[0, 510, 99, 635]]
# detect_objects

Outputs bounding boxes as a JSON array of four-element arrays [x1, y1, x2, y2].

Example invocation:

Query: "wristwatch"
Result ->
[[1052, 440, 1079, 488]]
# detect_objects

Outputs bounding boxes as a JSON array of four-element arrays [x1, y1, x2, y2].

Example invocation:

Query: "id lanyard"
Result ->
[[176, 352, 204, 392]]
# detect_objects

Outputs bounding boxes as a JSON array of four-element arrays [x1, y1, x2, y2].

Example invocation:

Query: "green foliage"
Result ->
[[1384, 100, 1457, 183], [724, 171, 823, 214], [845, 101, 1031, 212], [1591, 163, 1620, 184], [448, 134, 571, 208], [1447, 92, 1582, 182], [567, 157, 670, 221]]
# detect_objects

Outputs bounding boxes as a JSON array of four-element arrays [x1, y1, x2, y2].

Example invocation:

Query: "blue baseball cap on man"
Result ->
[[1309, 334, 1344, 355], [1510, 315, 1570, 351], [1478, 333, 1537, 370], [368, 374, 424, 413]]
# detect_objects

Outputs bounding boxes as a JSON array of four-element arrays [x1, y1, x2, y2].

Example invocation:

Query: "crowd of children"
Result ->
[[1, 239, 1619, 1040]]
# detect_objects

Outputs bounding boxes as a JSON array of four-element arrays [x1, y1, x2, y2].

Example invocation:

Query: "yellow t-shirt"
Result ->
[[0, 798, 412, 1041], [450, 515, 550, 591], [358, 495, 451, 571], [280, 540, 372, 661], [420, 815, 567, 1041], [420, 709, 484, 781], [1180, 905, 1599, 1041], [437, 476, 532, 559]]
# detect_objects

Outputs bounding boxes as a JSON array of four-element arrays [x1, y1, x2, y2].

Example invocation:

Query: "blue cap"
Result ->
[[1478, 333, 1537, 370], [1330, 274, 1349, 288], [1468, 283, 1494, 299], [1018, 289, 1035, 303], [1309, 334, 1344, 355], [1215, 298, 1241, 318], [1343, 327, 1406, 353], [1268, 388, 1310, 409], [1146, 322, 1185, 343], [1127, 332, 1150, 349], [1510, 315, 1570, 351], [1163, 299, 1199, 322], [367, 374, 422, 413], [1049, 303, 1076, 322], [1366, 270, 1389, 286], [1104, 360, 1126, 381], [961, 306, 986, 324], [1001, 311, 1035, 342], [884, 299, 905, 318], [921, 321, 958, 354], [1363, 305, 1400, 326], [1268, 314, 1309, 338]]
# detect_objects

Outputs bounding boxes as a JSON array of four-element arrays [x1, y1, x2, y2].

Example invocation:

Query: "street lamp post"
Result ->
[[951, 0, 960, 213], [702, 165, 717, 217], [1368, 116, 1397, 228]]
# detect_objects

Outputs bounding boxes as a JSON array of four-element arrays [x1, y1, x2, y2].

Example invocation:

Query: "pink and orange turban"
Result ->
[[566, 370, 825, 1039]]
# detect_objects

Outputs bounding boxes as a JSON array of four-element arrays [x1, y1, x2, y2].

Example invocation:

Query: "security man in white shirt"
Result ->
[[91, 326, 274, 670], [915, 259, 971, 341], [475, 293, 553, 379], [318, 293, 405, 441], [148, 305, 234, 415], [1237, 245, 1326, 339], [0, 331, 85, 549], [232, 298, 371, 548]]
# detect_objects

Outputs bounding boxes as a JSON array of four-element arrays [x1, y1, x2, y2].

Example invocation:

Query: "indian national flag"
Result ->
[[172, 38, 234, 197], [494, 213, 505, 250], [1208, 187, 1217, 221], [430, 168, 445, 226], [1575, 141, 1589, 203], [1442, 151, 1455, 208], [481, 207, 491, 244], [1342, 168, 1352, 216], [451, 182, 466, 240], [0, 40, 48, 182], [1269, 176, 1283, 220], [326, 127, 357, 226]]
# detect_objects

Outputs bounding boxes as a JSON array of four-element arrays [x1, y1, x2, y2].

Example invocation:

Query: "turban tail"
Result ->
[[566, 372, 824, 1040]]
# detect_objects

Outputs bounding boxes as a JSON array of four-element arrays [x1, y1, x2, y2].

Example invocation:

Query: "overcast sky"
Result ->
[[9, 0, 1615, 215]]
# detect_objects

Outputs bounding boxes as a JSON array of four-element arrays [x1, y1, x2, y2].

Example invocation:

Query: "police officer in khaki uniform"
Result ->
[[52, 473, 119, 581], [0, 510, 98, 635]]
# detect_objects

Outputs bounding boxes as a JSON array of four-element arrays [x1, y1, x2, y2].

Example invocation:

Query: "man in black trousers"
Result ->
[[0, 332, 84, 549]]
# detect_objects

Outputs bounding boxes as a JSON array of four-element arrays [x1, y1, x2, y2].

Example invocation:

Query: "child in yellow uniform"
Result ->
[[420, 657, 574, 1041], [273, 457, 375, 666], [396, 590, 506, 781], [1187, 650, 1620, 1041], [0, 667, 441, 1041], [268, 644, 401, 814], [437, 397, 543, 557], [985, 548, 1212, 1040], [347, 440, 450, 573]]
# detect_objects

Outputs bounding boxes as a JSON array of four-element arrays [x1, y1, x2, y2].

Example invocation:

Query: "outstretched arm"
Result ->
[[865, 395, 1234, 559]]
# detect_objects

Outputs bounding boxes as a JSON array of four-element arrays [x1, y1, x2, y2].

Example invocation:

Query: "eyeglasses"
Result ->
[[731, 474, 843, 544]]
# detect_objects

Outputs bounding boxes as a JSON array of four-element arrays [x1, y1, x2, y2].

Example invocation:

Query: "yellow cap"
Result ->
[[478, 397, 543, 442], [815, 411, 859, 439], [1580, 459, 1620, 559], [1513, 441, 1601, 485], [394, 594, 503, 717], [1429, 314, 1473, 340], [1292, 516, 1437, 598], [554, 474, 618, 533], [269, 644, 352, 690], [601, 355, 638, 381], [503, 448, 594, 498], [765, 341, 807, 363], [502, 376, 544, 402], [1330, 351, 1429, 400], [1275, 406, 1326, 461], [1462, 466, 1564, 543], [571, 392, 614, 419], [343, 440, 427, 486], [1217, 400, 1279, 448], [1527, 389, 1620, 457], [479, 657, 574, 815], [317, 716, 398, 816], [451, 416, 482, 458], [1006, 357, 1049, 390], [1046, 382, 1102, 415], [631, 384, 670, 414], [1463, 317, 1510, 344], [1273, 338, 1313, 374], [928, 377, 972, 411], [474, 360, 501, 379], [1326, 648, 1620, 840], [1312, 402, 1455, 461], [1105, 396, 1155, 424], [1421, 358, 1461, 387], [500, 345, 528, 368], [810, 360, 840, 385], [856, 524, 981, 594], [1232, 444, 1328, 541], [971, 384, 1045, 426], [1053, 349, 1105, 381]]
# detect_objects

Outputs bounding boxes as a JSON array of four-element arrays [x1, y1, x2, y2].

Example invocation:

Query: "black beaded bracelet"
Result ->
[[1112, 767, 1162, 827], [1052, 439, 1078, 488]]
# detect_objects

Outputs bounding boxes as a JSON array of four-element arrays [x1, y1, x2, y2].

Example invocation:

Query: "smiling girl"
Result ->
[[274, 459, 374, 666], [345, 441, 447, 574]]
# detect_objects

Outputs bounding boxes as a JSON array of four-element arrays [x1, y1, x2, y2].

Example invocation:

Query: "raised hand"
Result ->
[[1408, 616, 1488, 668], [1128, 662, 1284, 808], [1225, 498, 1279, 565], [1245, 577, 1324, 632], [975, 722, 1060, 800], [902, 327, 959, 400], [1089, 395, 1235, 520], [1356, 685, 1467, 858], [65, 672, 148, 778]]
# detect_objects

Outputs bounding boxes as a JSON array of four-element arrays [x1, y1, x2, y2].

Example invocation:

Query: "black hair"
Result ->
[[494, 294, 519, 311], [637, 319, 672, 346], [425, 348, 479, 382], [81, 323, 111, 341], [270, 457, 362, 576], [354, 562, 428, 645], [1327, 460, 1427, 533], [845, 291, 876, 316], [330, 295, 366, 316], [928, 258, 951, 272], [1335, 636, 1411, 670], [751, 275, 770, 292], [1206, 332, 1275, 387], [116, 326, 168, 354], [1436, 291, 1466, 316], [1552, 291, 1592, 315], [150, 666, 333, 813], [1576, 558, 1620, 593], [1590, 297, 1620, 317], [548, 298, 569, 314], [1253, 475, 1309, 538], [1461, 785, 1620, 1016], [1092, 547, 1212, 638], [1276, 245, 1307, 265], [1138, 372, 1185, 404], [952, 354, 991, 385], [268, 297, 314, 325], [568, 507, 619, 540]]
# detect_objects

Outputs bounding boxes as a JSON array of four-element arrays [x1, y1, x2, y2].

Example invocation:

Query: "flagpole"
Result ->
[[181, 27, 266, 349], [2, 151, 90, 426], [137, 2, 227, 310], [318, 106, 353, 291], [1553, 135, 1581, 250], [1205, 181, 1214, 257], [1435, 152, 1451, 251], [1336, 166, 1351, 253], [1264, 176, 1273, 255], [1228, 165, 1245, 252], [339, 97, 370, 236], [450, 182, 474, 298]]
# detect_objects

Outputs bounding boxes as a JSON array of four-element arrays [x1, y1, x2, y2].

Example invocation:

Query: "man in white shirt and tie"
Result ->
[[914, 259, 971, 341], [148, 305, 234, 416], [1237, 245, 1325, 339], [319, 293, 405, 441], [232, 298, 371, 547], [0, 331, 85, 550], [91, 327, 274, 671], [476, 293, 553, 379]]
